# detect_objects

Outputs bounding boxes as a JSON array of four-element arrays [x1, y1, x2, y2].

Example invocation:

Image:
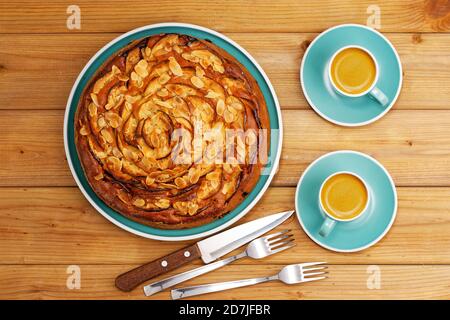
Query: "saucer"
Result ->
[[295, 150, 397, 252], [300, 24, 402, 126]]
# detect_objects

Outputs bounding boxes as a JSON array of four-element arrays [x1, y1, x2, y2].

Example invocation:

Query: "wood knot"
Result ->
[[425, 0, 450, 19], [412, 34, 423, 44], [300, 40, 312, 53], [424, 0, 450, 31]]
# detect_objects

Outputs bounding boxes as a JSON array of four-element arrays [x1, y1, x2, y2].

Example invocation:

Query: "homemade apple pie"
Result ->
[[75, 34, 270, 229]]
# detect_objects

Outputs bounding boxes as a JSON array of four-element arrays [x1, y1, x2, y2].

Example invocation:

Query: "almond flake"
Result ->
[[191, 76, 204, 88], [90, 93, 99, 106], [94, 172, 104, 181], [97, 117, 107, 128], [133, 198, 146, 207], [187, 202, 199, 215], [175, 177, 187, 188], [155, 198, 171, 209], [79, 126, 89, 136], [88, 103, 97, 117], [134, 59, 149, 78], [195, 66, 205, 78], [101, 129, 114, 144], [223, 108, 234, 123], [145, 176, 155, 186], [168, 57, 183, 76], [216, 99, 225, 116], [158, 73, 171, 84]]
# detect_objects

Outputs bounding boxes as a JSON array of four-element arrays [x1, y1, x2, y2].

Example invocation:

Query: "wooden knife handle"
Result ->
[[115, 243, 201, 292]]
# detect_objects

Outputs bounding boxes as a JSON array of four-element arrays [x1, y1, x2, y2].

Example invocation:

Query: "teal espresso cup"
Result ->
[[318, 171, 371, 237], [328, 45, 389, 107]]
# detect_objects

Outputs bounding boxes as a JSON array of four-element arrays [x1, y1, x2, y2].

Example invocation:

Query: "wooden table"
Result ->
[[1, 0, 450, 300]]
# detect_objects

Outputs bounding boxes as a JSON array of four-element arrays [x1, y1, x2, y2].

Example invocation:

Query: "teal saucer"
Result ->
[[300, 24, 402, 126], [295, 151, 397, 252]]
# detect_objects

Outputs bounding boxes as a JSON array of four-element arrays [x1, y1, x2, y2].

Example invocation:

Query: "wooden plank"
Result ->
[[0, 186, 449, 265], [277, 109, 450, 187], [1, 109, 450, 187], [1, 1, 449, 34], [1, 33, 450, 110], [0, 264, 449, 299]]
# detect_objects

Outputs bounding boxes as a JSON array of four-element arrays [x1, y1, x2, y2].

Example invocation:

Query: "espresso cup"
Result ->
[[318, 171, 370, 237], [328, 45, 389, 107]]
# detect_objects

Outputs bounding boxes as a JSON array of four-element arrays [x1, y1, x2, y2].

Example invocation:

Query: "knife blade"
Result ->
[[197, 210, 294, 263], [115, 210, 294, 292]]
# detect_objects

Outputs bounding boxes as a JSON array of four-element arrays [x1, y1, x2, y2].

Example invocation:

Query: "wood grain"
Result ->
[[1, 33, 450, 110], [1, 0, 450, 34], [1, 109, 450, 187], [0, 186, 449, 265], [0, 264, 449, 300], [1, 0, 450, 300]]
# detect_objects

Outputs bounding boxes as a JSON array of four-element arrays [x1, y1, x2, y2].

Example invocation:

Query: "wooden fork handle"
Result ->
[[115, 243, 201, 292]]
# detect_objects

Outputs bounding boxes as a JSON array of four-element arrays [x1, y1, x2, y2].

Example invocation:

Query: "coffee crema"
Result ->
[[330, 47, 376, 95], [320, 173, 368, 220]]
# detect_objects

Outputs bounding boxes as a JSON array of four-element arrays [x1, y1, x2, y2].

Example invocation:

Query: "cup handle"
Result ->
[[319, 217, 336, 237], [369, 86, 389, 107]]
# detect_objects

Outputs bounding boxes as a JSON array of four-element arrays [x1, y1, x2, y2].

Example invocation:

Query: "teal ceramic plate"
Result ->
[[300, 24, 402, 126], [64, 23, 282, 241], [295, 151, 397, 252]]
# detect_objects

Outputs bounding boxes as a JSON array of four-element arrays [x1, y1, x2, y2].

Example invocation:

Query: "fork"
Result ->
[[171, 262, 327, 300], [143, 229, 295, 296]]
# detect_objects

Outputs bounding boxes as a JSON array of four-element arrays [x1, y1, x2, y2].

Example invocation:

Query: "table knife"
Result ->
[[115, 210, 294, 291]]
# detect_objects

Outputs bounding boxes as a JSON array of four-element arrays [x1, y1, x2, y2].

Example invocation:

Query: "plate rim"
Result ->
[[300, 23, 403, 127], [294, 150, 398, 252], [63, 22, 283, 241]]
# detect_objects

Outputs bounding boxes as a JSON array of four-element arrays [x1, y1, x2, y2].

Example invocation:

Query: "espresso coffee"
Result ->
[[320, 173, 368, 220], [330, 47, 377, 95]]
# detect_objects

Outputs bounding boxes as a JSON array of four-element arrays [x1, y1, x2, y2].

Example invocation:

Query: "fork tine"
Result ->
[[302, 276, 327, 283], [303, 266, 328, 272], [269, 242, 296, 255], [303, 271, 327, 277], [267, 233, 293, 244], [301, 262, 327, 268], [269, 239, 295, 250], [263, 229, 291, 241]]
